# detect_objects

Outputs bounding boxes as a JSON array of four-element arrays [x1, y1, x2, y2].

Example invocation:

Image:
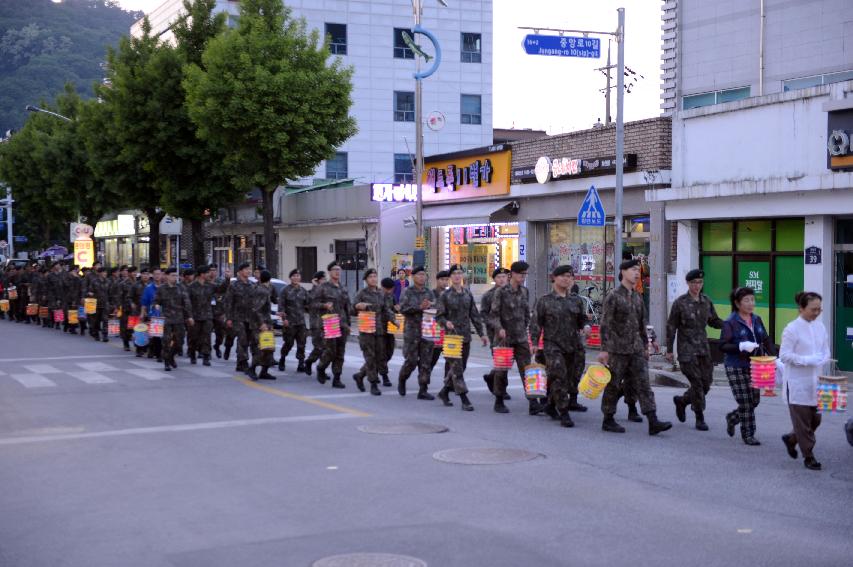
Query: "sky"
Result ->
[[114, 0, 662, 135]]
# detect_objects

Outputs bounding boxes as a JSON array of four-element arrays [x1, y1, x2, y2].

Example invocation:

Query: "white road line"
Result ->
[[0, 413, 358, 446], [182, 367, 230, 378], [67, 371, 116, 385], [128, 360, 159, 369], [23, 364, 62, 374], [0, 354, 129, 362], [76, 362, 119, 372], [126, 369, 167, 381], [9, 374, 57, 388]]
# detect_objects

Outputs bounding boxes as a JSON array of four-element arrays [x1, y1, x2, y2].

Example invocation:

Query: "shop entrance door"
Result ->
[[834, 249, 853, 372]]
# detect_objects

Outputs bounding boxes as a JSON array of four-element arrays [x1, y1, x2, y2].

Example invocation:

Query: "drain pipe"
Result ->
[[759, 0, 765, 95]]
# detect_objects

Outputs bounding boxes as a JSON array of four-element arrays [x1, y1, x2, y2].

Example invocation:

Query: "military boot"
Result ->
[[304, 361, 314, 376], [353, 372, 365, 392], [627, 403, 643, 423], [331, 375, 345, 389], [437, 386, 453, 407], [528, 399, 543, 416], [316, 367, 329, 384], [493, 395, 509, 414], [236, 360, 247, 372], [202, 356, 211, 367], [568, 394, 587, 412], [602, 415, 626, 433], [543, 402, 559, 420], [483, 373, 494, 393], [189, 354, 197, 365], [397, 377, 407, 396], [695, 410, 709, 431], [647, 412, 673, 436], [370, 382, 382, 396], [560, 411, 575, 428], [459, 393, 474, 412], [381, 374, 392, 387], [214, 345, 222, 358], [278, 358, 285, 372], [296, 361, 306, 373], [673, 395, 687, 423], [259, 367, 276, 380], [223, 345, 231, 360], [417, 385, 435, 400], [245, 365, 259, 381], [164, 361, 172, 372]]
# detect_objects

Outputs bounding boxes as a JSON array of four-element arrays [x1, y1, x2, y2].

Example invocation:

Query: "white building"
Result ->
[[652, 0, 853, 370], [133, 0, 494, 185]]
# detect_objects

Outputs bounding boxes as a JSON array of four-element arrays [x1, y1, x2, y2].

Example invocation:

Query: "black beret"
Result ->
[[491, 267, 509, 279], [381, 277, 395, 289], [127, 266, 137, 273], [96, 267, 106, 273], [439, 268, 454, 277], [553, 265, 574, 277], [327, 261, 339, 271], [411, 266, 425, 275], [685, 269, 704, 282], [259, 270, 272, 283], [510, 261, 529, 274], [237, 262, 251, 272], [288, 268, 301, 278], [313, 271, 326, 280], [182, 269, 195, 277], [165, 267, 177, 275], [619, 259, 640, 271], [363, 268, 377, 280]]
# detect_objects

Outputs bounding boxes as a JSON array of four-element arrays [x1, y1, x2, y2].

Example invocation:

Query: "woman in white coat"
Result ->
[[779, 291, 830, 471]]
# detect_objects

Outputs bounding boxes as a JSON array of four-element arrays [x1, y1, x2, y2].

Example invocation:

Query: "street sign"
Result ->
[[74, 239, 94, 269], [522, 34, 600, 58], [577, 185, 606, 227], [13, 235, 27, 243], [179, 263, 192, 270]]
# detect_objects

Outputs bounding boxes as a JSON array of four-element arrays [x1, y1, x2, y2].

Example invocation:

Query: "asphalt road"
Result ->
[[0, 320, 850, 567]]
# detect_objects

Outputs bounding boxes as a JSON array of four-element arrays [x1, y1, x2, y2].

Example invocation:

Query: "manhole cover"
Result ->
[[312, 553, 427, 567], [432, 447, 542, 465], [358, 422, 448, 435]]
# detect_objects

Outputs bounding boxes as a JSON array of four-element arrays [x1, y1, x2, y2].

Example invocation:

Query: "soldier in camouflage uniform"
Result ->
[[312, 262, 352, 389], [46, 264, 65, 329], [224, 262, 256, 372], [86, 267, 110, 342], [396, 266, 436, 400], [436, 264, 486, 411], [303, 271, 327, 376], [153, 267, 194, 371], [107, 266, 123, 318], [277, 268, 309, 373], [379, 277, 397, 386], [481, 267, 509, 397], [490, 261, 537, 415], [428, 270, 450, 372], [598, 259, 672, 435], [531, 265, 589, 428], [249, 271, 276, 380], [62, 266, 82, 335], [130, 269, 150, 355], [666, 268, 723, 431], [31, 266, 47, 327], [118, 267, 137, 350], [352, 269, 395, 395], [188, 265, 216, 366], [210, 265, 232, 359]]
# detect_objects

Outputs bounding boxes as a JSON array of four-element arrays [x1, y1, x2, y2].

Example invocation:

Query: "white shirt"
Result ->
[[779, 316, 831, 406]]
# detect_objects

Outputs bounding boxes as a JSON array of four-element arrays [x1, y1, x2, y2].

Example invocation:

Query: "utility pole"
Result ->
[[614, 7, 625, 265], [597, 41, 613, 125], [0, 185, 14, 259], [413, 0, 424, 239]]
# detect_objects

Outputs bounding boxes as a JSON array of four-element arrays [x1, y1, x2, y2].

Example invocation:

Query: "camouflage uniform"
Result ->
[[250, 284, 274, 369], [107, 277, 123, 316], [532, 291, 587, 413], [666, 292, 723, 413], [188, 279, 215, 361], [130, 279, 147, 353], [31, 271, 46, 326], [304, 285, 325, 368], [600, 285, 657, 416], [429, 286, 447, 371], [212, 277, 232, 356], [353, 286, 395, 385], [489, 284, 532, 398], [62, 272, 82, 334], [278, 283, 309, 367], [312, 281, 352, 378], [224, 278, 256, 367], [436, 286, 484, 395], [153, 283, 192, 364], [86, 276, 110, 340], [397, 286, 436, 387], [46, 271, 64, 328], [119, 277, 136, 348]]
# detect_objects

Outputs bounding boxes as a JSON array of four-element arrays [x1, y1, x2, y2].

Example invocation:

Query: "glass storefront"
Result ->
[[436, 222, 519, 297], [546, 221, 615, 300], [700, 218, 804, 343]]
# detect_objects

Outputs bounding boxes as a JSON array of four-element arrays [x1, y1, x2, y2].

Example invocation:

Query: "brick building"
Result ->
[[422, 116, 673, 337]]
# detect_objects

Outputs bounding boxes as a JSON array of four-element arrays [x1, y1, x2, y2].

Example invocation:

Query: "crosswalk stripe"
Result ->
[[67, 371, 116, 385], [127, 369, 167, 381], [10, 374, 57, 388], [76, 362, 119, 372], [128, 360, 159, 369], [183, 367, 230, 378], [23, 364, 62, 374]]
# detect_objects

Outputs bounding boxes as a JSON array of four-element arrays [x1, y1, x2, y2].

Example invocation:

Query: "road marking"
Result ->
[[128, 360, 160, 369], [0, 414, 358, 446], [68, 371, 116, 385], [0, 354, 129, 363], [127, 369, 167, 381], [234, 377, 372, 417], [9, 373, 57, 388], [76, 362, 119, 372], [184, 367, 230, 378], [23, 364, 62, 374]]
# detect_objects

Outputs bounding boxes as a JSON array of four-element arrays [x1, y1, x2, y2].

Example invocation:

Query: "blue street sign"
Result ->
[[13, 235, 27, 243], [577, 186, 606, 227], [179, 263, 192, 269], [522, 34, 600, 58]]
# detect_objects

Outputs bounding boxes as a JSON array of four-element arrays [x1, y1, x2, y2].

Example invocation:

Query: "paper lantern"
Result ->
[[322, 313, 342, 339], [39, 305, 49, 318], [77, 306, 87, 320], [107, 318, 120, 337], [53, 309, 65, 323], [7, 288, 17, 300], [493, 346, 514, 370], [84, 298, 97, 314], [817, 376, 847, 413], [0, 300, 8, 312], [443, 334, 463, 359], [586, 324, 601, 348], [523, 364, 548, 399], [127, 315, 140, 329], [259, 330, 275, 350], [26, 303, 38, 316], [434, 328, 445, 347], [749, 356, 777, 390], [579, 365, 611, 399], [421, 309, 438, 342], [148, 316, 165, 338], [68, 310, 79, 325], [357, 311, 376, 334], [133, 323, 149, 347]]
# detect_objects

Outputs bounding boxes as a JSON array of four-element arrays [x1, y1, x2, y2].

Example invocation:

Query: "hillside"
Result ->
[[0, 0, 141, 132]]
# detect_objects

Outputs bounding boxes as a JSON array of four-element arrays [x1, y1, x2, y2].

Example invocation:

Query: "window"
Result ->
[[325, 152, 348, 180], [394, 91, 415, 122], [461, 32, 481, 63], [325, 23, 347, 55], [783, 69, 853, 92], [296, 246, 317, 279], [682, 86, 750, 110], [461, 94, 482, 125], [393, 27, 414, 59], [335, 239, 367, 296], [394, 153, 414, 183]]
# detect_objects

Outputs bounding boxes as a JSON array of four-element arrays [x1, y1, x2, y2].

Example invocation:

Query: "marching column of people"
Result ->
[[2, 257, 841, 470]]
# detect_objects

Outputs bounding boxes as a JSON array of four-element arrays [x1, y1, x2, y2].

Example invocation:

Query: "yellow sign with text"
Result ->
[[74, 239, 94, 269], [423, 149, 511, 202]]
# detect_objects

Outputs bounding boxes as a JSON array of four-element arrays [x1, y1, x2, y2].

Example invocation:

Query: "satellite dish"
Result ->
[[426, 111, 446, 131]]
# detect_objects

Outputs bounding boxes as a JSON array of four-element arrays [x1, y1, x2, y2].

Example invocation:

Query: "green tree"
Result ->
[[183, 0, 357, 277]]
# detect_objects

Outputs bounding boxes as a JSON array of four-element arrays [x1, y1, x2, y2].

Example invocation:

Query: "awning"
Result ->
[[423, 200, 512, 227]]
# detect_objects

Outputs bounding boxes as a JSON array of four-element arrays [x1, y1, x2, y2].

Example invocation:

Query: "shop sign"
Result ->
[[513, 154, 638, 184], [805, 246, 822, 265], [74, 239, 94, 269], [827, 109, 853, 170], [423, 149, 511, 202], [371, 183, 417, 203], [70, 222, 94, 242], [93, 214, 135, 238]]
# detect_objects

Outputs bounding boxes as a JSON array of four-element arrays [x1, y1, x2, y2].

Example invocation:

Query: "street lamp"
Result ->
[[25, 105, 72, 122]]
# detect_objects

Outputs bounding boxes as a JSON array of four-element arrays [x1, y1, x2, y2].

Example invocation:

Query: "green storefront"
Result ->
[[700, 219, 804, 345]]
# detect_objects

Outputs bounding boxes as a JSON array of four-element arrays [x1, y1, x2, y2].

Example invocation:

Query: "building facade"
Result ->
[[654, 0, 853, 369]]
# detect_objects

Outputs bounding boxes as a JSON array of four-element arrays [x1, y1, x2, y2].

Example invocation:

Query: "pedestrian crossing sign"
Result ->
[[577, 185, 606, 227]]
